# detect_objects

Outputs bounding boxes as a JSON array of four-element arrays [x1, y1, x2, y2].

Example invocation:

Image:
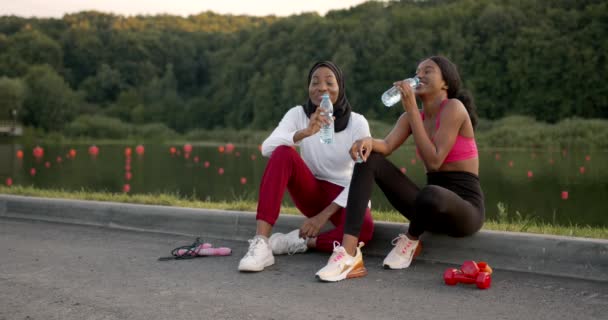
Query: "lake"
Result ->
[[1, 143, 606, 227]]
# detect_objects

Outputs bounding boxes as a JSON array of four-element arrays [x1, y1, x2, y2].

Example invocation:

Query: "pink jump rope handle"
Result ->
[[196, 247, 232, 256], [176, 244, 232, 256], [176, 243, 213, 256]]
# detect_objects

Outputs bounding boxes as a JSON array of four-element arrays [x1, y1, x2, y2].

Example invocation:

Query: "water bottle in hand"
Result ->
[[319, 93, 334, 144], [381, 77, 420, 107]]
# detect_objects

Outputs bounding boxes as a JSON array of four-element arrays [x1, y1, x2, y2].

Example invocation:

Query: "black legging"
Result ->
[[345, 152, 485, 238]]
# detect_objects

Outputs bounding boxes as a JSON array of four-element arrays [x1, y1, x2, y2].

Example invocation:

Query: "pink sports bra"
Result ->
[[417, 99, 478, 164]]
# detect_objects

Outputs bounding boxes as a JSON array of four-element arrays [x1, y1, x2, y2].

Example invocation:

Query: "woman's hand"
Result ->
[[294, 107, 334, 143], [350, 137, 373, 162], [299, 202, 340, 238], [304, 107, 333, 136], [299, 214, 329, 239], [395, 80, 418, 113]]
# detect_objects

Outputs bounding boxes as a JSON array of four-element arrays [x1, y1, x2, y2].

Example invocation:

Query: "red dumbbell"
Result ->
[[444, 260, 492, 289]]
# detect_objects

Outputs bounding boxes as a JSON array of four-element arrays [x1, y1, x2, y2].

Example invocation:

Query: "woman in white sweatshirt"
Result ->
[[238, 61, 374, 273]]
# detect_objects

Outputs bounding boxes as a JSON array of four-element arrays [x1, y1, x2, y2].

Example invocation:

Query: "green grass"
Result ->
[[1, 185, 606, 239]]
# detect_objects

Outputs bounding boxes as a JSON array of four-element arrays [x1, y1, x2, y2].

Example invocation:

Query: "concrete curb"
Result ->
[[0, 194, 606, 282]]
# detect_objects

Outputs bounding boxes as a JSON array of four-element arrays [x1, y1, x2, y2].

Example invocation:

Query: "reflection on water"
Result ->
[[1, 143, 606, 227]]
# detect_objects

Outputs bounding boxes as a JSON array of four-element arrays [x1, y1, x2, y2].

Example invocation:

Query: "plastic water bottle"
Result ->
[[319, 93, 334, 144], [381, 77, 420, 107], [355, 154, 363, 163]]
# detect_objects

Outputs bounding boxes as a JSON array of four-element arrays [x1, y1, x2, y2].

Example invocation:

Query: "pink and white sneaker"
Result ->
[[315, 241, 367, 282], [382, 234, 422, 269]]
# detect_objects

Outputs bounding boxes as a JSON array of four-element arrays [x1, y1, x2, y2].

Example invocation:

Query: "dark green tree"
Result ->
[[0, 77, 26, 120], [21, 65, 81, 131]]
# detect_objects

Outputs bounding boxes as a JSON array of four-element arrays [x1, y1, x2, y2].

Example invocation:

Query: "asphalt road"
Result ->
[[1, 218, 606, 320]]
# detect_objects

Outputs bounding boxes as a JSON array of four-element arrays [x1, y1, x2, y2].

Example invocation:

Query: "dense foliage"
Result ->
[[0, 0, 605, 134]]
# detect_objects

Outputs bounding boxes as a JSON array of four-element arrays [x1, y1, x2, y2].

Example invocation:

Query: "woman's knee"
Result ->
[[365, 152, 385, 166], [270, 145, 298, 159], [353, 152, 385, 175], [266, 146, 300, 167]]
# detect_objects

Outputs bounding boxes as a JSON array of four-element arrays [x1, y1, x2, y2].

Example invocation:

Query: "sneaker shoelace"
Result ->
[[391, 234, 415, 255], [286, 236, 307, 255], [244, 237, 265, 258], [329, 241, 346, 263]]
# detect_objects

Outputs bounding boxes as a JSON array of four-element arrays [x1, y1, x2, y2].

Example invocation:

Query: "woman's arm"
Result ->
[[261, 107, 300, 157], [261, 107, 329, 156], [380, 112, 413, 156], [351, 112, 412, 161], [408, 99, 468, 171]]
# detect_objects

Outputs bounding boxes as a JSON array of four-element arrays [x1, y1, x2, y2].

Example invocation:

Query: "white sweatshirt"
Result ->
[[261, 106, 371, 208]]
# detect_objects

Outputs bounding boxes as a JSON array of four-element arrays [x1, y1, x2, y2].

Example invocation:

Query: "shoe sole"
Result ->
[[316, 260, 368, 282], [383, 242, 423, 269], [238, 256, 275, 272]]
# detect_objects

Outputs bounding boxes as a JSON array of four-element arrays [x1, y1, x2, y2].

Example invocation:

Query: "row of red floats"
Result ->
[[8, 143, 254, 193], [8, 144, 589, 201]]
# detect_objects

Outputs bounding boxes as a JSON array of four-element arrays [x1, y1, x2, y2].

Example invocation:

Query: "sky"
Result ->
[[0, 0, 373, 18]]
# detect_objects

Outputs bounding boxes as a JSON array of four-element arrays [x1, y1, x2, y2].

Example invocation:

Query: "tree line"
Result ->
[[0, 0, 605, 135]]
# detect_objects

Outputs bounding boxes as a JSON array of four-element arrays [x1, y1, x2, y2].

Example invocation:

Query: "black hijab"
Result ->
[[303, 61, 352, 132]]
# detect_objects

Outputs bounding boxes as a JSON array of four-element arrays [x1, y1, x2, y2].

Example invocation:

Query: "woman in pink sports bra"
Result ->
[[316, 56, 485, 282]]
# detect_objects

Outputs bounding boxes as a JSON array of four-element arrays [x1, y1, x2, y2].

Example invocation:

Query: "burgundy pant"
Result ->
[[257, 146, 374, 252]]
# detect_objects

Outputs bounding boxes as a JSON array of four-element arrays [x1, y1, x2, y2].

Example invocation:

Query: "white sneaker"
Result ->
[[382, 234, 422, 269], [315, 241, 367, 282], [269, 229, 308, 255], [238, 236, 275, 272]]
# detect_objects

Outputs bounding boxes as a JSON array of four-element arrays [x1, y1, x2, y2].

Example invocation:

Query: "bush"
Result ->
[[476, 116, 608, 149], [133, 122, 178, 140], [65, 115, 131, 139]]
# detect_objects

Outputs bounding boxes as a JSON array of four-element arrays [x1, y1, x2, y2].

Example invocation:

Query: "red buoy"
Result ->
[[88, 145, 99, 157], [135, 145, 145, 156], [33, 146, 44, 159]]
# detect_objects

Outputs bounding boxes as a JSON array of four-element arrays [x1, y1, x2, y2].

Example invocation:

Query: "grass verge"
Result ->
[[0, 185, 606, 239]]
